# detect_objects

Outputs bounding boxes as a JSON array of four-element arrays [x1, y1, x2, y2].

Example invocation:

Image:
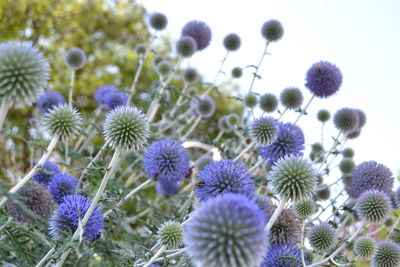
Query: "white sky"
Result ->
[[140, 0, 400, 177]]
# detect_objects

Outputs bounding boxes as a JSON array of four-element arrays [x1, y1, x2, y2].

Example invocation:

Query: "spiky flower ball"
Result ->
[[191, 95, 216, 119], [157, 60, 172, 76], [355, 108, 367, 128], [339, 158, 355, 174], [305, 61, 342, 98], [372, 241, 400, 267], [157, 221, 183, 249], [196, 159, 255, 202], [270, 156, 316, 202], [227, 113, 240, 128], [102, 91, 128, 111], [218, 115, 233, 133], [259, 93, 278, 113], [149, 12, 168, 31], [182, 67, 198, 84], [355, 236, 376, 260], [94, 84, 117, 104], [64, 47, 86, 70], [308, 223, 336, 252], [144, 139, 190, 184], [181, 20, 212, 51], [261, 243, 306, 267], [32, 161, 60, 185], [259, 122, 305, 166], [231, 67, 243, 78], [333, 107, 360, 133], [356, 190, 390, 223], [261, 19, 284, 42], [315, 185, 331, 201], [280, 87, 303, 110], [176, 36, 197, 57], [49, 173, 78, 204], [155, 180, 179, 197], [391, 229, 400, 245], [317, 109, 331, 122], [43, 104, 82, 140], [244, 93, 258, 108], [103, 105, 150, 151], [342, 147, 354, 158], [184, 193, 267, 267], [249, 116, 279, 146], [223, 33, 241, 51], [49, 194, 103, 241], [135, 43, 146, 55], [7, 182, 54, 225], [294, 199, 315, 219], [36, 91, 66, 114], [0, 41, 50, 108], [269, 208, 301, 244]]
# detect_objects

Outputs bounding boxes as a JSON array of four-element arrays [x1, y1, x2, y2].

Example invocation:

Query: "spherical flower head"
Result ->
[[94, 84, 118, 104], [0, 41, 50, 108], [307, 223, 336, 252], [294, 199, 315, 219], [190, 94, 216, 119], [333, 107, 360, 133], [49, 194, 103, 241], [259, 93, 278, 113], [305, 61, 342, 98], [261, 19, 284, 42], [249, 116, 279, 146], [187, 87, 197, 98], [32, 161, 60, 185], [144, 139, 190, 185], [259, 122, 305, 166], [135, 43, 146, 55], [270, 156, 317, 202], [339, 158, 355, 174], [317, 109, 331, 122], [184, 193, 267, 267], [43, 104, 82, 140], [103, 105, 150, 151], [342, 147, 354, 158], [223, 33, 241, 51], [218, 115, 233, 133], [227, 113, 240, 128], [155, 180, 180, 197], [8, 182, 54, 225], [244, 93, 258, 108], [157, 60, 172, 76], [373, 241, 400, 267], [157, 221, 183, 249], [231, 67, 243, 78], [280, 87, 303, 110], [350, 161, 393, 198], [102, 90, 128, 111], [182, 67, 198, 84], [149, 12, 168, 31], [181, 20, 212, 51], [269, 208, 301, 244], [355, 108, 367, 128], [176, 36, 197, 58], [261, 243, 306, 267], [36, 91, 66, 114], [356, 190, 391, 223], [315, 184, 331, 201], [346, 128, 362, 139], [355, 236, 376, 260], [49, 173, 79, 204], [64, 47, 86, 70]]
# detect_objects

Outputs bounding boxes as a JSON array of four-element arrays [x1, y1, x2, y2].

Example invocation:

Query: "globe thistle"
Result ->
[[294, 199, 315, 219], [339, 158, 355, 174], [135, 43, 146, 55], [270, 156, 317, 202], [244, 93, 258, 108], [315, 184, 331, 201], [259, 122, 305, 166], [356, 190, 391, 223], [280, 87, 303, 110], [183, 193, 267, 267], [346, 129, 362, 139], [231, 67, 243, 78], [103, 105, 150, 151], [64, 47, 86, 70], [176, 36, 197, 58], [94, 84, 117, 104], [0, 41, 50, 108], [181, 20, 212, 51], [227, 113, 240, 128], [157, 121, 177, 138], [144, 139, 190, 184], [102, 91, 128, 111], [187, 87, 197, 98], [36, 91, 66, 114], [355, 108, 367, 128], [317, 109, 331, 122], [149, 12, 168, 31], [32, 161, 60, 185], [43, 104, 82, 140], [308, 223, 336, 252], [354, 236, 376, 259], [223, 33, 241, 51], [218, 115, 233, 133], [391, 229, 400, 245], [269, 208, 301, 244], [261, 242, 305, 267], [342, 147, 354, 158], [7, 182, 54, 225], [157, 60, 172, 76], [249, 116, 278, 146], [49, 173, 78, 204], [305, 61, 342, 98], [261, 19, 284, 42], [372, 241, 400, 267], [182, 67, 198, 84], [155, 180, 180, 197], [157, 221, 183, 249], [49, 195, 103, 241], [259, 93, 278, 113], [349, 161, 393, 198], [191, 95, 216, 119], [196, 155, 213, 171], [333, 108, 360, 133]]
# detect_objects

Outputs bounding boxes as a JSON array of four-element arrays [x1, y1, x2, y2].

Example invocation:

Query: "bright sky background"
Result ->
[[140, 0, 400, 177]]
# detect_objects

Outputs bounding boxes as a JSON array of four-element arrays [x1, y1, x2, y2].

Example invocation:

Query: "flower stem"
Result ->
[[68, 70, 75, 106], [233, 140, 256, 163], [35, 247, 55, 267], [204, 50, 229, 96], [293, 95, 315, 125], [142, 245, 166, 267], [0, 97, 11, 133], [248, 42, 269, 93], [182, 116, 202, 140]]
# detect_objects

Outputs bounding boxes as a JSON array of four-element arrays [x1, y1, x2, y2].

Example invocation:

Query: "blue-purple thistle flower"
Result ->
[[144, 139, 190, 184], [259, 122, 305, 166], [261, 243, 306, 267], [305, 61, 342, 98], [196, 159, 255, 202], [32, 161, 60, 185], [181, 20, 212, 51], [155, 180, 180, 197], [94, 84, 118, 104], [49, 173, 79, 204], [36, 91, 66, 114], [102, 90, 128, 110], [184, 193, 267, 267], [49, 194, 104, 241]]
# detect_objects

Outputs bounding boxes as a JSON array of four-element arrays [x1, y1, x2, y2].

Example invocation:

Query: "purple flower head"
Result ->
[[155, 180, 180, 197], [32, 161, 60, 185], [36, 91, 66, 114], [261, 243, 306, 267], [349, 161, 393, 198], [184, 193, 267, 267], [195, 159, 255, 202], [94, 84, 118, 104], [190, 94, 216, 119], [49, 194, 104, 241], [259, 122, 305, 166], [49, 173, 79, 204], [181, 20, 212, 51], [102, 91, 128, 111], [305, 61, 342, 98], [144, 139, 190, 184]]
